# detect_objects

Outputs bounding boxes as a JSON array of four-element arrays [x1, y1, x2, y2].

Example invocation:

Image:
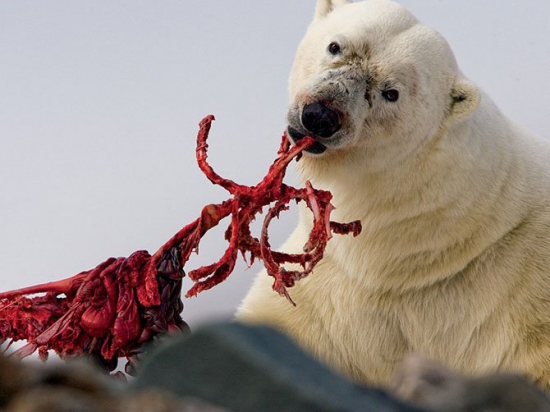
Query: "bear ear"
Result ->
[[447, 77, 480, 122], [314, 0, 351, 20]]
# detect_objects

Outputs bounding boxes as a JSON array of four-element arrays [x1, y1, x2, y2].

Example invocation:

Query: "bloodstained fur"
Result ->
[[0, 115, 361, 374]]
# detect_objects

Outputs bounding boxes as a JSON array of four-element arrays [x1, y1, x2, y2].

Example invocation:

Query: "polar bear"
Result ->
[[237, 0, 550, 390]]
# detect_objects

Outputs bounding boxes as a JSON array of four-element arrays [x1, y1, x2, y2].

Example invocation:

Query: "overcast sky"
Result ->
[[1, 1, 549, 328]]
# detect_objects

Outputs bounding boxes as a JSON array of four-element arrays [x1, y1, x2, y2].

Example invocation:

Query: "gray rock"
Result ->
[[391, 355, 550, 412]]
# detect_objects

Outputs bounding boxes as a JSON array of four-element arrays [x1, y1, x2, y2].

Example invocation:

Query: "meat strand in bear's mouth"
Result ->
[[287, 126, 327, 154]]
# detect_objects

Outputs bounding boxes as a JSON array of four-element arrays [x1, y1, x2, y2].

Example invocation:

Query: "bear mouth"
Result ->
[[287, 126, 327, 154]]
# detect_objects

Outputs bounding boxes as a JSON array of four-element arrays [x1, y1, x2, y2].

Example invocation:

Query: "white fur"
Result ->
[[237, 0, 550, 389]]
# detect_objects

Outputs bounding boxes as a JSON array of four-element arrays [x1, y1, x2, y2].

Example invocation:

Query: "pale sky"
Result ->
[[1, 1, 549, 328]]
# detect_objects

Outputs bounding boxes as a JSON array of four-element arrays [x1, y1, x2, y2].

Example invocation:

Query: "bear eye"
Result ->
[[382, 89, 399, 102], [328, 42, 341, 55]]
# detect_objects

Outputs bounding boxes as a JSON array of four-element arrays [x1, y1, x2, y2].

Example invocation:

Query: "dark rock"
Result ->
[[129, 322, 422, 412]]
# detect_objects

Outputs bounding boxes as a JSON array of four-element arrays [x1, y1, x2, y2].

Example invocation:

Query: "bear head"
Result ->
[[287, 0, 480, 175]]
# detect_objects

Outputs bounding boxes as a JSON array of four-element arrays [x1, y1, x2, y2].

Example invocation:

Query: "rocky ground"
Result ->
[[1, 323, 549, 412]]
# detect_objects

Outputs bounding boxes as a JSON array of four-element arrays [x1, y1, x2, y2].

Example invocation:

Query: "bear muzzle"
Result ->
[[287, 101, 345, 155]]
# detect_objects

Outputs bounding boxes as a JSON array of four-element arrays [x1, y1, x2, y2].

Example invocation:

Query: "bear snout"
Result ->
[[301, 102, 342, 138]]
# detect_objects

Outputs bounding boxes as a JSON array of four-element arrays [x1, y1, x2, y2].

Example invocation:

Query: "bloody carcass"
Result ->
[[0, 115, 361, 374]]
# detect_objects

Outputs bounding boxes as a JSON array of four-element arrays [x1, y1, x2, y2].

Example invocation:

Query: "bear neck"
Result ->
[[296, 97, 532, 291]]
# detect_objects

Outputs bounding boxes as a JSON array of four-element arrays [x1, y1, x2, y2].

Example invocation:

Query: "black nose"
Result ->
[[301, 102, 341, 138]]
